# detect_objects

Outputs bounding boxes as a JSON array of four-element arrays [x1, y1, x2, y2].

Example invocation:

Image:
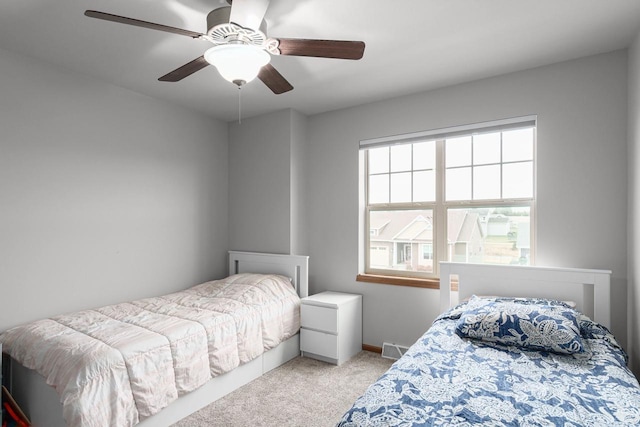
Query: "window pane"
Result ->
[[391, 172, 411, 203], [473, 165, 500, 200], [503, 128, 534, 162], [369, 174, 389, 203], [446, 136, 472, 167], [503, 162, 533, 198], [446, 167, 471, 201], [390, 144, 412, 172], [413, 141, 435, 170], [473, 132, 501, 165], [413, 170, 435, 202], [390, 172, 412, 203], [369, 209, 434, 272], [368, 147, 389, 174], [448, 207, 531, 265]]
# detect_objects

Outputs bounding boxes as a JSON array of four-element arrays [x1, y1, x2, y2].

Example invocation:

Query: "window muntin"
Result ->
[[368, 142, 436, 205], [444, 129, 534, 202], [363, 118, 535, 279]]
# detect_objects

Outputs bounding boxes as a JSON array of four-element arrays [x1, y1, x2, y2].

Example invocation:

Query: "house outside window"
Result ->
[[360, 116, 536, 281]]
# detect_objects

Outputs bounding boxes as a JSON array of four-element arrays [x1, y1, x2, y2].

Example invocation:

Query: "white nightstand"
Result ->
[[300, 291, 362, 365]]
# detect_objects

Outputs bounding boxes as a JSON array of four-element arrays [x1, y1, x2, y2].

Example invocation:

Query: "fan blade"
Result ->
[[277, 39, 365, 60], [84, 10, 204, 39], [158, 56, 210, 82], [258, 64, 293, 94], [229, 0, 270, 31]]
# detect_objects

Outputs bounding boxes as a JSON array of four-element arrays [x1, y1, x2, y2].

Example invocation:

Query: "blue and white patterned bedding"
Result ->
[[337, 298, 640, 426]]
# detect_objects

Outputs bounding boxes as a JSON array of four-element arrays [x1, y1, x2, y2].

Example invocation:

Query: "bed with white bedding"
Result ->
[[338, 262, 640, 426], [1, 251, 308, 427]]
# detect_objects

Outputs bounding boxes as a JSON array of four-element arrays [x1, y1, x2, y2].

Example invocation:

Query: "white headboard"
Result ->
[[439, 262, 612, 329], [228, 251, 309, 298]]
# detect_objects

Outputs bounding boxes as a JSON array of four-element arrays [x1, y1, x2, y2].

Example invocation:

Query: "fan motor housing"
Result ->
[[206, 6, 268, 45]]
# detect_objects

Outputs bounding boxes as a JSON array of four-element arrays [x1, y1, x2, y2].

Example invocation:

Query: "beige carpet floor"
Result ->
[[172, 351, 394, 427]]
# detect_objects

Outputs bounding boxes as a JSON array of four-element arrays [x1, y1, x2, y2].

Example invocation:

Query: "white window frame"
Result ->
[[359, 116, 537, 280]]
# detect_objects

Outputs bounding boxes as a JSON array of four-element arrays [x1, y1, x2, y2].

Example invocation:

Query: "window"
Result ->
[[360, 116, 536, 280], [422, 243, 433, 260]]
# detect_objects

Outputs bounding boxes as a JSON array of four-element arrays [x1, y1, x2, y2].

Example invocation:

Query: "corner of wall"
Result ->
[[290, 109, 309, 256], [627, 29, 640, 377]]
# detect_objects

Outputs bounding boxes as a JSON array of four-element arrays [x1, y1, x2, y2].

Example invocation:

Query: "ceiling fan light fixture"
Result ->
[[204, 44, 271, 86]]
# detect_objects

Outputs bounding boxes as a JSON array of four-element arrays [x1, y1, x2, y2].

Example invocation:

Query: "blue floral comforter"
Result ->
[[337, 299, 640, 426]]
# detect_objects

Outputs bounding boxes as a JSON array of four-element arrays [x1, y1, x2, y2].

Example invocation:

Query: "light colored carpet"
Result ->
[[172, 351, 393, 427]]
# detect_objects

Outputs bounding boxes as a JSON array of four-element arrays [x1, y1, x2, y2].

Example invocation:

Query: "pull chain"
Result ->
[[238, 86, 242, 124]]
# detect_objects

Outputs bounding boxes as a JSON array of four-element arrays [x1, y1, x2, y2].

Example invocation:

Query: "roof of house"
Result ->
[[370, 210, 482, 244]]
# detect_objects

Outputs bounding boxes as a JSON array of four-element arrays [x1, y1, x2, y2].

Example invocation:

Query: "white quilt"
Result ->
[[1, 273, 300, 427]]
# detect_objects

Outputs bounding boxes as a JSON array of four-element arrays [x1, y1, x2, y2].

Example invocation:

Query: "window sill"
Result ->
[[356, 274, 440, 289], [356, 274, 459, 291]]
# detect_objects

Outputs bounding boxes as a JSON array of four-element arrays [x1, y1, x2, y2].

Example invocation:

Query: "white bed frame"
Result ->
[[7, 251, 309, 427], [439, 262, 612, 329]]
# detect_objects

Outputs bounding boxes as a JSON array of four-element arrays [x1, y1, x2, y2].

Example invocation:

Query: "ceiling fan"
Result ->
[[84, 0, 366, 94]]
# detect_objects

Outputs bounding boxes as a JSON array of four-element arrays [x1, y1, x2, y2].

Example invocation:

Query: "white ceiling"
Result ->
[[2, 0, 640, 122]]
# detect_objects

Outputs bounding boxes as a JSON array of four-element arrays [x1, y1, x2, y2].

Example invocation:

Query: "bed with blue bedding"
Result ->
[[338, 296, 640, 426]]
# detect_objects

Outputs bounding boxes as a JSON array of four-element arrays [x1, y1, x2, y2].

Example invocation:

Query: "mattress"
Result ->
[[1, 273, 300, 427], [338, 297, 640, 426]]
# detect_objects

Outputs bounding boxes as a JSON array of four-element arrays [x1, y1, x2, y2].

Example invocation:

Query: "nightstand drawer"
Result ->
[[301, 304, 338, 333], [301, 328, 338, 359]]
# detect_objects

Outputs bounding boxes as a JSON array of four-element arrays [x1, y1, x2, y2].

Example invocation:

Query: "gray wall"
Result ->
[[305, 50, 629, 351], [290, 110, 309, 256], [628, 30, 640, 377], [0, 47, 229, 331], [228, 109, 308, 255]]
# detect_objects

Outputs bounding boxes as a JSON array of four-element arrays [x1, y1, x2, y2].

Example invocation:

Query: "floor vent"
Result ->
[[381, 342, 409, 360]]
